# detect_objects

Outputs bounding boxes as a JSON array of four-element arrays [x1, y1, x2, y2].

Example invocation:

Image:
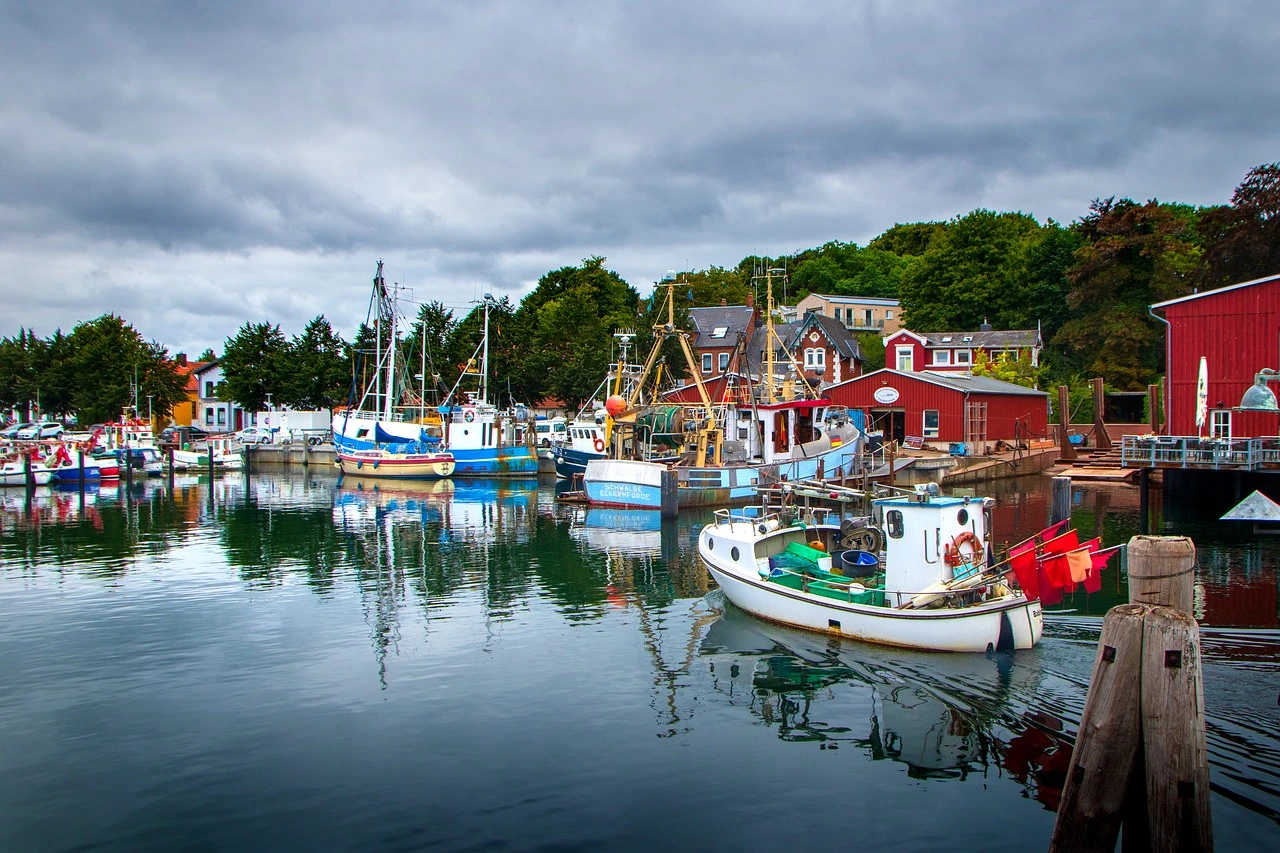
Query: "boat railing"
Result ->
[[1120, 434, 1263, 470]]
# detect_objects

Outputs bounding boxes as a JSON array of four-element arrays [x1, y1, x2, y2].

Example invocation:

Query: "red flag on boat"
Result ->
[[1040, 529, 1080, 592], [1009, 539, 1039, 600], [1085, 544, 1123, 594], [1037, 519, 1069, 542]]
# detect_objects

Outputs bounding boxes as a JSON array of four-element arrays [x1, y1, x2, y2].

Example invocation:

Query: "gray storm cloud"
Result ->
[[1, 0, 1276, 354]]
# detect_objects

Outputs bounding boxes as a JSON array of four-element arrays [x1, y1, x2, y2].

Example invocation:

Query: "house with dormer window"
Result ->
[[688, 303, 757, 378], [884, 323, 1041, 374]]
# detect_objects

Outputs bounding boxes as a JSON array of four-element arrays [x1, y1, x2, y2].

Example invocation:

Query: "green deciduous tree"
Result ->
[[220, 322, 291, 411], [56, 315, 186, 424], [1198, 162, 1280, 290], [897, 210, 1047, 331], [791, 241, 909, 300], [285, 316, 349, 410], [1052, 198, 1201, 388]]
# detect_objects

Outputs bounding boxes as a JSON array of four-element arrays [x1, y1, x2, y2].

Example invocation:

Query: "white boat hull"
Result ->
[[699, 518, 1042, 653]]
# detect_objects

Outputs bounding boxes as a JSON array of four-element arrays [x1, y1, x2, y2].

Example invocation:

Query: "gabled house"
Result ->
[[884, 325, 1041, 374], [793, 293, 902, 336], [191, 359, 248, 433], [777, 310, 863, 388]]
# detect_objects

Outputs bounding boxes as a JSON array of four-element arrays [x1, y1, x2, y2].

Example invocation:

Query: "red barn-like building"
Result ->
[[1152, 273, 1280, 439], [826, 368, 1048, 451]]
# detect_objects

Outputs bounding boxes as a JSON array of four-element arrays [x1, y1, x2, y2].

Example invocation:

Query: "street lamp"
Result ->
[[1239, 369, 1280, 411], [146, 395, 154, 427]]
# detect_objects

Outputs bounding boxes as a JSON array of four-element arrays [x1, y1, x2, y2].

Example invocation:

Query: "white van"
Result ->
[[533, 416, 567, 448]]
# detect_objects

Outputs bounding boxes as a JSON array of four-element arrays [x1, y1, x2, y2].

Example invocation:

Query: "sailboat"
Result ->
[[581, 269, 865, 511], [333, 261, 456, 479], [435, 294, 539, 477]]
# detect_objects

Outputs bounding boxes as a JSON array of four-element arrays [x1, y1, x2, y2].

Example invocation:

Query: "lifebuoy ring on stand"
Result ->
[[944, 531, 984, 568], [593, 436, 605, 452]]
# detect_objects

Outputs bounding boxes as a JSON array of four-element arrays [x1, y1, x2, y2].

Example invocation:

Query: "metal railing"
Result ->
[[1120, 435, 1280, 470]]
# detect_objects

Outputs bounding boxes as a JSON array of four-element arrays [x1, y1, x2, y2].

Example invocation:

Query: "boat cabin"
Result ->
[[873, 491, 992, 607]]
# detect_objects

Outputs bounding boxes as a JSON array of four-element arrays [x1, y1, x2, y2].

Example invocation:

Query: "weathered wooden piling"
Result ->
[[1128, 536, 1196, 615], [1141, 606, 1212, 852], [1058, 385, 1077, 461], [1049, 535, 1211, 853], [1050, 603, 1147, 852], [1051, 476, 1071, 526]]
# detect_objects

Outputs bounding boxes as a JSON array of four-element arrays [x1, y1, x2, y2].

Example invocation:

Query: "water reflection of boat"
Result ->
[[334, 475, 538, 544], [568, 507, 663, 556], [697, 604, 1069, 801]]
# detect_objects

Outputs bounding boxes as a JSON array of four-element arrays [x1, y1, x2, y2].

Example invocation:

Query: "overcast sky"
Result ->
[[2, 0, 1276, 357]]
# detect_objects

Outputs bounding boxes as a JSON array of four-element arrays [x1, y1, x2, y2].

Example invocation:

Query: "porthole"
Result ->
[[707, 537, 714, 551], [731, 546, 740, 561], [957, 508, 969, 525]]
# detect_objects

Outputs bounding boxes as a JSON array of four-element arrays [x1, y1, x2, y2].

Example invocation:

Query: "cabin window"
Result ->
[[1211, 410, 1231, 440], [933, 350, 951, 366], [804, 348, 825, 369], [718, 352, 729, 371], [923, 410, 939, 438], [895, 346, 913, 372], [702, 353, 712, 374], [956, 350, 971, 365], [885, 510, 904, 539]]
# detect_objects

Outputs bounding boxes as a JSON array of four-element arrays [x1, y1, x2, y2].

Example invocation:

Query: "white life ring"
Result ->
[[593, 436, 605, 452]]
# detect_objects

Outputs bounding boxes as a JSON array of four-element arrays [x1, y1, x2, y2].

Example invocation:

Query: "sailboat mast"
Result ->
[[373, 261, 384, 415], [384, 277, 398, 421], [481, 295, 491, 406]]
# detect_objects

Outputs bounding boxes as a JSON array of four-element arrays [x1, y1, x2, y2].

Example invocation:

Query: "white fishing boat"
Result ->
[[697, 485, 1042, 652], [0, 455, 53, 486]]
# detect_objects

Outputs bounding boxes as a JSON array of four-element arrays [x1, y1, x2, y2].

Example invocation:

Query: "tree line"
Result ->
[[2, 163, 1276, 426]]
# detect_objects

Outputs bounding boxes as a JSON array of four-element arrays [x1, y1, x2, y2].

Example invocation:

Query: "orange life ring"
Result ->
[[593, 436, 605, 452], [944, 531, 984, 568]]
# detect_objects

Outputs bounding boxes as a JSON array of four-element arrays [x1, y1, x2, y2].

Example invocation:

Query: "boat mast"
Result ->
[[765, 266, 775, 404], [481, 294, 491, 406], [373, 261, 384, 415], [384, 271, 398, 421]]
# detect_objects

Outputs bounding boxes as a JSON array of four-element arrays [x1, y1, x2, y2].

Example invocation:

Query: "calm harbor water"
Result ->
[[0, 472, 1277, 852]]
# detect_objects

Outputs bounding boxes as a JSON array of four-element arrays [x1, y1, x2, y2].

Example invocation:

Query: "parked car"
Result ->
[[0, 422, 33, 439], [16, 421, 63, 440], [160, 426, 211, 445], [235, 426, 273, 445]]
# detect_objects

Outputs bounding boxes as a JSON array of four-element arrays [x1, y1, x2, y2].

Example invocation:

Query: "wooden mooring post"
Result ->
[[1049, 536, 1211, 852]]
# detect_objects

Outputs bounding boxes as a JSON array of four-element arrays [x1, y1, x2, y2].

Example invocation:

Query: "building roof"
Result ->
[[799, 293, 901, 307], [180, 361, 211, 394], [892, 329, 1040, 349], [1151, 272, 1280, 310], [831, 368, 1048, 397], [790, 312, 863, 361], [743, 320, 800, 374], [688, 306, 755, 350]]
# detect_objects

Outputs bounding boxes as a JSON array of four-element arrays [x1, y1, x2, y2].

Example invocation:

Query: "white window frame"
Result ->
[[933, 349, 952, 366], [1210, 410, 1231, 440], [718, 352, 729, 372], [923, 409, 940, 439], [804, 348, 825, 369], [895, 346, 914, 372], [701, 353, 712, 374], [885, 310, 894, 320], [955, 349, 971, 365]]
